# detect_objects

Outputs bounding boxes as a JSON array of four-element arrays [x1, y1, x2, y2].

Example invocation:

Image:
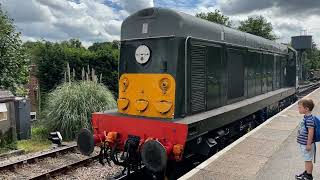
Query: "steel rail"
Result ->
[[0, 144, 77, 171], [29, 154, 99, 180]]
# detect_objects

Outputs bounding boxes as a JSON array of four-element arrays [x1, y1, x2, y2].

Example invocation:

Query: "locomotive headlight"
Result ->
[[159, 78, 170, 94], [135, 45, 150, 64], [121, 77, 129, 92]]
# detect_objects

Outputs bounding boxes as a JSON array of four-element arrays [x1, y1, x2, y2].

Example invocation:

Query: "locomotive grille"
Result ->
[[190, 45, 206, 113]]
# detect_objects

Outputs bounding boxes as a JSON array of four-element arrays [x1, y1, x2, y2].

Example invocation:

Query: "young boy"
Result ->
[[296, 99, 315, 180]]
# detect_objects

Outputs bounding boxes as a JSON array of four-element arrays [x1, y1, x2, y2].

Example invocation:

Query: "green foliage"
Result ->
[[24, 39, 119, 97], [0, 5, 29, 94], [88, 41, 119, 95], [17, 139, 50, 153], [304, 50, 320, 70], [195, 11, 277, 41], [43, 81, 116, 140], [17, 126, 50, 153], [35, 41, 67, 93], [0, 127, 17, 151], [0, 142, 17, 154], [238, 16, 277, 40], [196, 10, 232, 27], [303, 43, 320, 76], [31, 125, 49, 140]]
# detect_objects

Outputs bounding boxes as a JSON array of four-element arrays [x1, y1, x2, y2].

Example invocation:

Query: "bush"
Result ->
[[31, 125, 49, 140], [0, 128, 17, 153], [42, 81, 116, 140], [17, 126, 50, 153]]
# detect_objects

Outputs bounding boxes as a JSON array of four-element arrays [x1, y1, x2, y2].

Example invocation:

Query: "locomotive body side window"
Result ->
[[243, 52, 248, 98], [255, 52, 262, 96], [227, 48, 245, 100], [247, 51, 258, 97], [275, 56, 281, 89], [280, 56, 286, 87], [267, 53, 274, 92], [206, 45, 224, 110], [261, 53, 268, 93], [272, 55, 277, 90]]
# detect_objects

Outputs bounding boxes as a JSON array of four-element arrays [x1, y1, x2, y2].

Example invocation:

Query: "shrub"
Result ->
[[0, 127, 17, 151], [31, 125, 49, 140], [43, 81, 116, 140]]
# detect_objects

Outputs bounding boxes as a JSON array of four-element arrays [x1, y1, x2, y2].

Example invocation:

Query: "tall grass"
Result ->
[[42, 81, 116, 140], [17, 126, 50, 153]]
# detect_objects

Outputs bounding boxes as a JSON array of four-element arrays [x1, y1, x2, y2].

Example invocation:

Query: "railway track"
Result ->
[[0, 144, 77, 172], [297, 81, 320, 98], [0, 144, 99, 179], [29, 154, 99, 180]]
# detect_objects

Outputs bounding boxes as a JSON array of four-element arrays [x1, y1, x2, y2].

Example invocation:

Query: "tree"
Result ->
[[61, 38, 83, 48], [238, 16, 277, 40], [88, 41, 119, 96], [35, 41, 67, 93], [25, 39, 119, 97], [196, 10, 232, 27], [303, 42, 320, 78], [0, 4, 29, 94]]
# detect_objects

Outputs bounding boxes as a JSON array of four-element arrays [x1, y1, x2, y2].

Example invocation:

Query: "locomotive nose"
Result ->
[[141, 140, 167, 173], [77, 128, 95, 156]]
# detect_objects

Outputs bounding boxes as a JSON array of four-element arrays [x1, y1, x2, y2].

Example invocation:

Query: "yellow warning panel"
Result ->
[[118, 74, 176, 119]]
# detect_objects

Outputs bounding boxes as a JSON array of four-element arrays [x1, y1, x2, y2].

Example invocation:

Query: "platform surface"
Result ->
[[179, 88, 320, 180]]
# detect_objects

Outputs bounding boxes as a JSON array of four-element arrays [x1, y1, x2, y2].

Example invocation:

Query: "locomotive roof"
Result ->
[[121, 8, 288, 54]]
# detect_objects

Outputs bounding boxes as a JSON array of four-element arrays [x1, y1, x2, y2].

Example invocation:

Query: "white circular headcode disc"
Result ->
[[135, 45, 151, 64]]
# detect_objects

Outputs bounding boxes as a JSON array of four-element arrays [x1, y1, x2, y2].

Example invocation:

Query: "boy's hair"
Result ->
[[298, 98, 315, 111]]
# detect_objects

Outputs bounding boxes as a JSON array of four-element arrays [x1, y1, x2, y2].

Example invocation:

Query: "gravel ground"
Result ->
[[56, 161, 123, 180], [0, 146, 122, 180], [0, 142, 76, 167]]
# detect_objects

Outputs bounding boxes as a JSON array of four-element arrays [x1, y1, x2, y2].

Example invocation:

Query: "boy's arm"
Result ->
[[306, 127, 315, 151]]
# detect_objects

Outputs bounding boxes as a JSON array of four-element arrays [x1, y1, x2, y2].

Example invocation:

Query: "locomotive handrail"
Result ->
[[120, 35, 175, 42], [185, 36, 191, 115]]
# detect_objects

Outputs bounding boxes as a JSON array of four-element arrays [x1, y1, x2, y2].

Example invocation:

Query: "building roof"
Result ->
[[0, 90, 14, 102]]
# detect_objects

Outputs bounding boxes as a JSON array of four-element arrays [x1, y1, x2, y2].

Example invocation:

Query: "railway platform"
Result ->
[[179, 88, 320, 180]]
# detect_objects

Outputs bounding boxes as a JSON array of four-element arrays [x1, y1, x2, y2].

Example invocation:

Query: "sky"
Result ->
[[1, 0, 319, 47]]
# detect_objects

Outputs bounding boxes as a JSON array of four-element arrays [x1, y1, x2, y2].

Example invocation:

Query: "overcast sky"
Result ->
[[1, 0, 319, 47]]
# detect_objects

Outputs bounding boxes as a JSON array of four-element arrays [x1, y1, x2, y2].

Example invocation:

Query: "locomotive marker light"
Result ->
[[135, 45, 150, 64]]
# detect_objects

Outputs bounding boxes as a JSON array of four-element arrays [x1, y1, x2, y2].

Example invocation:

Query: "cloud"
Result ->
[[111, 0, 154, 14], [0, 0, 154, 46], [219, 0, 320, 17], [209, 0, 319, 44], [0, 0, 319, 46], [0, 0, 53, 23], [153, 0, 219, 17]]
